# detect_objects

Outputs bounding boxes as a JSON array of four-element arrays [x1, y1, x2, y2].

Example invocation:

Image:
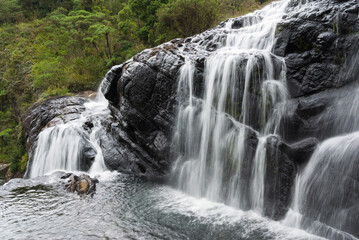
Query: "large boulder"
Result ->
[[96, 115, 168, 178], [263, 136, 318, 220], [274, 0, 359, 98], [100, 43, 200, 177]]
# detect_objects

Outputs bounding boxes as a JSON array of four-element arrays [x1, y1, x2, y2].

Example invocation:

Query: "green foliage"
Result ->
[[127, 0, 168, 42], [20, 152, 28, 172], [0, 128, 13, 138], [0, 0, 22, 23], [0, 123, 25, 171], [237, 0, 272, 16], [9, 144, 26, 173], [40, 87, 70, 99], [156, 0, 219, 42], [19, 0, 73, 19]]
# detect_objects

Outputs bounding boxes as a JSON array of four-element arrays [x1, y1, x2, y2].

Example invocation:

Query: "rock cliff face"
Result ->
[[22, 0, 359, 226], [274, 0, 359, 142]]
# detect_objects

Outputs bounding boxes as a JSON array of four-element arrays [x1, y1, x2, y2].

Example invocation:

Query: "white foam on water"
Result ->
[[153, 185, 325, 240]]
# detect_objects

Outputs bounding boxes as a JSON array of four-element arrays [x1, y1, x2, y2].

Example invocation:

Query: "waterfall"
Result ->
[[282, 55, 359, 239], [27, 86, 109, 178], [283, 132, 359, 240], [250, 137, 267, 213], [280, 4, 359, 239], [172, 0, 289, 212]]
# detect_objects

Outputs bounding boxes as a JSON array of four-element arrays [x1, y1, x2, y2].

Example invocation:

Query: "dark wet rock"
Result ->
[[60, 173, 72, 179], [82, 121, 94, 132], [101, 63, 126, 104], [263, 136, 297, 220], [274, 0, 359, 97], [99, 110, 170, 178], [279, 81, 359, 142], [236, 128, 260, 211], [63, 173, 98, 196], [101, 48, 186, 177], [316, 32, 336, 49], [0, 163, 10, 177], [287, 137, 318, 165], [81, 144, 97, 171], [263, 135, 318, 220], [4, 168, 24, 182]]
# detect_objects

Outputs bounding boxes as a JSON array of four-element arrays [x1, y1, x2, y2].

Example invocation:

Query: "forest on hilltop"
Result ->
[[0, 0, 272, 175]]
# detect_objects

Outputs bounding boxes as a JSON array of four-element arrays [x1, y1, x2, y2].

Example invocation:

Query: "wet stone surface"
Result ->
[[62, 173, 98, 197]]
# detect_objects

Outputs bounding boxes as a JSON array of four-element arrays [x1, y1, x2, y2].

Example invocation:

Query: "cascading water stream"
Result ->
[[281, 7, 359, 239], [172, 0, 289, 213], [171, 0, 359, 233], [283, 132, 359, 240], [282, 71, 359, 239], [27, 86, 109, 178]]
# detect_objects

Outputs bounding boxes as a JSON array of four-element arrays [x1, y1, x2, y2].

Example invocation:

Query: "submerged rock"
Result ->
[[62, 173, 98, 196]]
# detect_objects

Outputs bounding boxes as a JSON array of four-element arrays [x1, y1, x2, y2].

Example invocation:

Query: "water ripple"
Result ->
[[0, 174, 324, 240]]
